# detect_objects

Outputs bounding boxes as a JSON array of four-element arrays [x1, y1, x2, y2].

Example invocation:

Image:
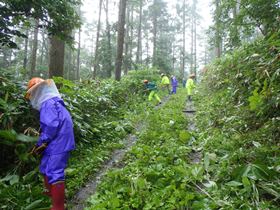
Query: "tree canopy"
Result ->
[[0, 0, 81, 48]]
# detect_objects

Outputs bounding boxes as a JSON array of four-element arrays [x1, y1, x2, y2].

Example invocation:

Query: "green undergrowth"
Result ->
[[86, 89, 217, 209], [0, 68, 162, 209], [194, 31, 280, 209]]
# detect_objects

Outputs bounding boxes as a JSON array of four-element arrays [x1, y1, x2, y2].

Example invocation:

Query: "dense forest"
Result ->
[[0, 0, 279, 209]]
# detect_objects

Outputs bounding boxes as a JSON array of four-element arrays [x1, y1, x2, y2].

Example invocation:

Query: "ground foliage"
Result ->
[[194, 31, 280, 209], [0, 68, 160, 209], [86, 90, 211, 209], [86, 31, 280, 210]]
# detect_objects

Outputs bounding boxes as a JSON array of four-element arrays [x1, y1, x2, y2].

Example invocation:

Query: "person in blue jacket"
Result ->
[[171, 75, 178, 94], [26, 77, 75, 210]]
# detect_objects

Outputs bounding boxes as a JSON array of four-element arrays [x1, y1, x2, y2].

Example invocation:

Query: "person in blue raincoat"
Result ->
[[26, 77, 75, 210], [171, 75, 178, 94]]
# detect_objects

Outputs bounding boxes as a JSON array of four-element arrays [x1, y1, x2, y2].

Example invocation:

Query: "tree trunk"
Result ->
[[215, 0, 222, 58], [129, 5, 134, 70], [172, 42, 175, 71], [124, 5, 130, 75], [76, 17, 81, 80], [23, 29, 29, 70], [204, 46, 207, 66], [145, 37, 149, 66], [72, 33, 76, 80], [2, 48, 8, 68], [93, 0, 103, 79], [232, 0, 240, 47], [190, 12, 194, 73], [152, 1, 158, 67], [193, 0, 197, 77], [182, 0, 186, 78], [49, 36, 65, 78], [115, 0, 127, 81], [43, 31, 49, 66], [105, 0, 113, 78], [40, 30, 45, 66], [136, 0, 143, 65], [30, 18, 39, 77], [65, 46, 71, 79]]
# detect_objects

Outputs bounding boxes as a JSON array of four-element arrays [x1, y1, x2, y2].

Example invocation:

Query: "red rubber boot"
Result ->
[[43, 176, 51, 197], [50, 182, 65, 210]]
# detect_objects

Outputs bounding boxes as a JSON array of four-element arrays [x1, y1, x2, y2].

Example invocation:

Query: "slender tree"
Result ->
[[129, 4, 134, 70], [115, 0, 127, 81], [39, 30, 45, 66], [41, 28, 49, 67], [23, 29, 29, 70], [214, 0, 222, 57], [30, 18, 39, 77], [65, 45, 72, 79], [76, 7, 81, 80], [72, 34, 76, 79], [105, 0, 113, 78], [136, 0, 143, 65], [182, 0, 186, 78], [152, 0, 158, 67], [193, 0, 197, 76], [124, 4, 130, 75], [93, 0, 103, 79]]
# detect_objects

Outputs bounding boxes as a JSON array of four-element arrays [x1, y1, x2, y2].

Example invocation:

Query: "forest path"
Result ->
[[69, 95, 170, 210], [184, 100, 202, 163]]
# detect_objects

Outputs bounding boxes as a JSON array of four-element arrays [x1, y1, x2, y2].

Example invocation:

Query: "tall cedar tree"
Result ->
[[115, 0, 127, 81], [93, 0, 103, 79], [30, 18, 39, 77], [49, 36, 65, 78]]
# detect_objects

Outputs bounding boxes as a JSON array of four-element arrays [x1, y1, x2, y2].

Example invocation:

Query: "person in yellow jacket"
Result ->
[[186, 74, 196, 101], [160, 73, 171, 94]]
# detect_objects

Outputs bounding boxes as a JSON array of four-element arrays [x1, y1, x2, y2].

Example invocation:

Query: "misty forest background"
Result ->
[[0, 0, 280, 209]]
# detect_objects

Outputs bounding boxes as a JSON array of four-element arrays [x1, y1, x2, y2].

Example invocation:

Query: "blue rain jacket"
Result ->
[[37, 97, 75, 155], [171, 77, 178, 87]]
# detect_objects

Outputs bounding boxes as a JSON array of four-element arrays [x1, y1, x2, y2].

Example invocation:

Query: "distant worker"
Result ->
[[160, 73, 170, 94], [171, 75, 178, 94], [182, 78, 186, 88], [26, 77, 75, 210], [186, 74, 196, 101], [143, 80, 162, 105]]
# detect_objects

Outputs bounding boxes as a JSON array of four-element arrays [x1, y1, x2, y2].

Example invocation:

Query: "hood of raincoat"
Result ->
[[27, 79, 61, 110]]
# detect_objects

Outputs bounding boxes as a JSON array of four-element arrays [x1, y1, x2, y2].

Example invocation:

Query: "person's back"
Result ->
[[160, 74, 171, 94], [146, 81, 157, 91], [186, 74, 196, 101], [161, 75, 170, 85], [143, 80, 161, 105], [171, 76, 178, 94], [171, 77, 178, 87], [39, 97, 75, 155]]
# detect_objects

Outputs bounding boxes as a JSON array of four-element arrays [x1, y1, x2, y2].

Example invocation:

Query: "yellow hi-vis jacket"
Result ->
[[161, 76, 170, 85], [186, 78, 195, 95]]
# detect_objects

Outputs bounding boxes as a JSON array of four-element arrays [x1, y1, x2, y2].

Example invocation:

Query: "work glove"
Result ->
[[29, 143, 47, 156]]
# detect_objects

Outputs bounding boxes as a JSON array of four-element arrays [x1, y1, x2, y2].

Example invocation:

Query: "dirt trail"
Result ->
[[184, 100, 202, 163], [70, 124, 144, 210], [69, 95, 170, 210]]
